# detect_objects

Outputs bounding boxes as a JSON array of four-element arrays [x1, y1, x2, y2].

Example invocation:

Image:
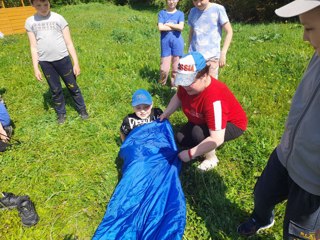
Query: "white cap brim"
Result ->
[[174, 72, 197, 86], [275, 0, 320, 17]]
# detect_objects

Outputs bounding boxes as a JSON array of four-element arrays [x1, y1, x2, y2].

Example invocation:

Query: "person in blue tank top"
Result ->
[[158, 0, 184, 88]]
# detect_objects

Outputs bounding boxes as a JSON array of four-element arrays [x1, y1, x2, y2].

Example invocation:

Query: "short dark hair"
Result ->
[[196, 65, 210, 78]]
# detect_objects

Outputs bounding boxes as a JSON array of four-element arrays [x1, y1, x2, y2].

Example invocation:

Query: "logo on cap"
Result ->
[[178, 64, 195, 72]]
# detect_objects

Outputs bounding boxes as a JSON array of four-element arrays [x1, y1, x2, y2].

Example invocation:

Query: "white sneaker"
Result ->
[[197, 150, 219, 171]]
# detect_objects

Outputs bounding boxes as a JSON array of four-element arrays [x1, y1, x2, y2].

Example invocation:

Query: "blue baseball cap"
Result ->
[[174, 52, 207, 87], [131, 89, 153, 107]]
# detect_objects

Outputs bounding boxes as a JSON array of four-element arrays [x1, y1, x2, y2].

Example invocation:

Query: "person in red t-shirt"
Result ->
[[160, 51, 247, 171]]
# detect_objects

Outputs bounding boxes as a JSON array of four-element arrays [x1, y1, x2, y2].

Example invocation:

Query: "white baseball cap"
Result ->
[[275, 0, 320, 17], [174, 52, 207, 87]]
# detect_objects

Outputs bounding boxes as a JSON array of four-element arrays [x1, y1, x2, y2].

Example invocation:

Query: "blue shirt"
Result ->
[[158, 9, 184, 57], [0, 103, 11, 127], [158, 9, 184, 39], [188, 4, 229, 60]]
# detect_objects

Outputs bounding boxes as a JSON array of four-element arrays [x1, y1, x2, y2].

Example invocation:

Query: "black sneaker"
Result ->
[[17, 196, 39, 227], [79, 109, 89, 120], [237, 217, 275, 237], [0, 192, 20, 209], [57, 114, 66, 124]]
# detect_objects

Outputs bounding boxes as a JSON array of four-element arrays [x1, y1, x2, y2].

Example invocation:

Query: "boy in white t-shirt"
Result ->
[[25, 0, 88, 124], [188, 0, 233, 79]]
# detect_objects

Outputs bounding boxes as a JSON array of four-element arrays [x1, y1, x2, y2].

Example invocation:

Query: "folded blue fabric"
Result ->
[[92, 119, 186, 240]]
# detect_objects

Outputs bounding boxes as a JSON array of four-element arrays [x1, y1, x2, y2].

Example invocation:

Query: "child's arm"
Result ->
[[27, 32, 42, 81], [219, 22, 233, 68], [120, 117, 130, 142], [158, 11, 184, 32], [164, 22, 184, 31], [120, 131, 126, 142], [158, 23, 172, 32], [62, 26, 80, 77], [159, 93, 181, 121]]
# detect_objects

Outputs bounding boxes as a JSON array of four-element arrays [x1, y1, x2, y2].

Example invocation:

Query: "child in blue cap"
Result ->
[[120, 89, 163, 142]]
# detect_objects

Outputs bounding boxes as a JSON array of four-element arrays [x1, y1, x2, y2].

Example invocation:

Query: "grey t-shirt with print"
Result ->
[[25, 11, 69, 62]]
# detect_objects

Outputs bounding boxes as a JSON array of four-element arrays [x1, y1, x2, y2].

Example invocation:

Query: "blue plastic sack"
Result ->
[[92, 120, 186, 240]]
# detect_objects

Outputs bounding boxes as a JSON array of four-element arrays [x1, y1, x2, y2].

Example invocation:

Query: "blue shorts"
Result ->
[[160, 32, 184, 57]]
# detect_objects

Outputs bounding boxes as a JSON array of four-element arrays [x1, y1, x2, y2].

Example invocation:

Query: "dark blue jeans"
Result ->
[[252, 148, 320, 239], [39, 56, 86, 115]]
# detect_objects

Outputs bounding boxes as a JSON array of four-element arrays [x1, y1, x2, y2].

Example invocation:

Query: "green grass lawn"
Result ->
[[0, 3, 313, 239]]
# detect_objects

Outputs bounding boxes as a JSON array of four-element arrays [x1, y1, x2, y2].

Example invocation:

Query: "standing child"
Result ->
[[237, 1, 320, 239], [188, 0, 233, 79], [158, 0, 184, 88], [120, 89, 163, 142], [25, 0, 88, 124]]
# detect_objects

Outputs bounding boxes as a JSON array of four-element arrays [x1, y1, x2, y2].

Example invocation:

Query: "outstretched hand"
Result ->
[[159, 113, 168, 122]]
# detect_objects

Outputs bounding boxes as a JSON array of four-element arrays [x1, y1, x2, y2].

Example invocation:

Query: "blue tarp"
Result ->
[[92, 120, 186, 240]]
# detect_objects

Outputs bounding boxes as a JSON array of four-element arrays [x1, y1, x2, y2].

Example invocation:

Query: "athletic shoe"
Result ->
[[237, 217, 275, 237], [17, 196, 39, 227], [79, 109, 89, 120], [57, 114, 66, 124], [0, 192, 20, 209], [197, 150, 219, 171]]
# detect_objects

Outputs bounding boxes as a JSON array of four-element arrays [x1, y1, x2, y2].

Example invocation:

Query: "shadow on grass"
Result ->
[[114, 154, 123, 182], [0, 87, 6, 96], [42, 88, 78, 113], [181, 164, 274, 240], [112, 135, 123, 182], [139, 64, 158, 84]]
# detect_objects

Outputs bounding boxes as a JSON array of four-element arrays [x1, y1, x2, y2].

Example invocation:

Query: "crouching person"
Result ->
[[160, 51, 247, 171]]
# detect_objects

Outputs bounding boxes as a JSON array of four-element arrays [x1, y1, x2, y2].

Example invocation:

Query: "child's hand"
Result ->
[[35, 70, 43, 82], [219, 52, 227, 67], [159, 113, 168, 121], [73, 64, 81, 77], [164, 23, 173, 29]]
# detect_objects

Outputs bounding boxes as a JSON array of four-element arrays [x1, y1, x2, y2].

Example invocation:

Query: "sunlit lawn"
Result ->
[[0, 3, 313, 239]]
